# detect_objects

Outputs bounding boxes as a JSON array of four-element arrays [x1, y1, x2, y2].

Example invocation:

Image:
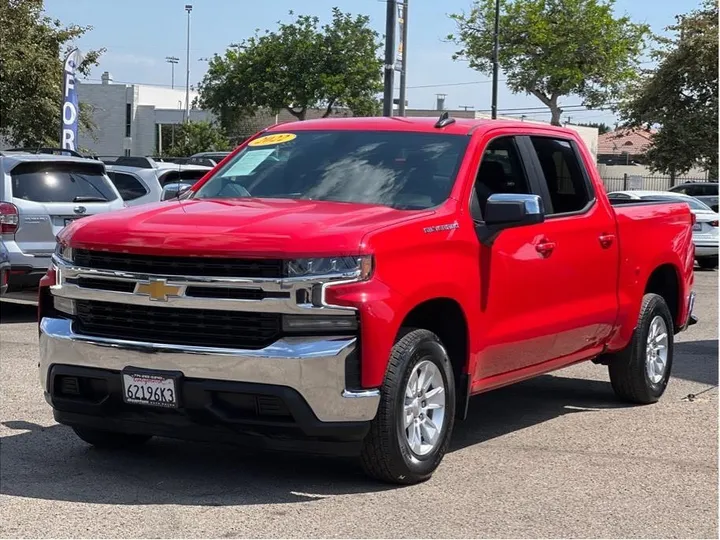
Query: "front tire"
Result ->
[[608, 293, 674, 404], [72, 426, 152, 449], [360, 328, 456, 484]]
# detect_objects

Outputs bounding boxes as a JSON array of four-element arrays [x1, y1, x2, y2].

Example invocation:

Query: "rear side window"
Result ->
[[159, 170, 208, 187], [108, 172, 148, 201], [11, 163, 118, 203], [530, 137, 591, 215]]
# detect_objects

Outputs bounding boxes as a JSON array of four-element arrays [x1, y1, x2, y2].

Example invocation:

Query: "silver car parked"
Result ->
[[0, 151, 125, 289], [104, 157, 211, 207]]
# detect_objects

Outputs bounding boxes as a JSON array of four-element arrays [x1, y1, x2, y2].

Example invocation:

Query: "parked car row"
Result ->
[[0, 150, 213, 293]]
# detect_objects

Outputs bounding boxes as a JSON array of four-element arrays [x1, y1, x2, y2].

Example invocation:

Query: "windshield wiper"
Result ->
[[73, 195, 108, 203]]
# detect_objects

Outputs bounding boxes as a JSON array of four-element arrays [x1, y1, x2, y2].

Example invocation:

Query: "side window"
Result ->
[[530, 137, 592, 215], [471, 136, 532, 219], [109, 172, 148, 201]]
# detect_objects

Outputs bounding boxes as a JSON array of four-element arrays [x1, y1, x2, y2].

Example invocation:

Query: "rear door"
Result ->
[[521, 135, 620, 359], [10, 160, 123, 256]]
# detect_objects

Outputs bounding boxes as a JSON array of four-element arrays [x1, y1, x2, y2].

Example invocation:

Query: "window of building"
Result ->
[[125, 103, 132, 137], [530, 137, 592, 214], [107, 172, 148, 201]]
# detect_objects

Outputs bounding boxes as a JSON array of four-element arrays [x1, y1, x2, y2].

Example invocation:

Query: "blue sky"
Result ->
[[44, 0, 698, 126]]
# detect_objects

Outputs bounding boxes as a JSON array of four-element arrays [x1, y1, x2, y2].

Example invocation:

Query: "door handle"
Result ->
[[599, 233, 615, 248], [535, 240, 556, 257]]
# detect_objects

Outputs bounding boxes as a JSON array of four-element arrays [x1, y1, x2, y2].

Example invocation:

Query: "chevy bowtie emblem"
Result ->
[[134, 279, 181, 302]]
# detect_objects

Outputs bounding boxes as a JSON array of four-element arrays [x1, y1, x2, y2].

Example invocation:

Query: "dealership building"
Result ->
[[77, 72, 212, 157]]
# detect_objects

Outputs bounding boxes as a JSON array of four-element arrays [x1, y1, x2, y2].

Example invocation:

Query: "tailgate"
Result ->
[[9, 161, 123, 256]]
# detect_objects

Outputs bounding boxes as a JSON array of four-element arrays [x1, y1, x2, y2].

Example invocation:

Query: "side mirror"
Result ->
[[161, 182, 192, 201], [476, 193, 545, 245]]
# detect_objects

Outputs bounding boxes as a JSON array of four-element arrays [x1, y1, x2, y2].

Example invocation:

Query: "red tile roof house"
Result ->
[[598, 128, 657, 164]]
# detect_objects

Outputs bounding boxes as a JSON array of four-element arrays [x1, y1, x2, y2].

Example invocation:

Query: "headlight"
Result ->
[[287, 256, 373, 280], [54, 242, 73, 263]]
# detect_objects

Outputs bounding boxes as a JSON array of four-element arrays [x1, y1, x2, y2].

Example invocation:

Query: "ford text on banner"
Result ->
[[394, 2, 404, 72], [61, 48, 82, 152]]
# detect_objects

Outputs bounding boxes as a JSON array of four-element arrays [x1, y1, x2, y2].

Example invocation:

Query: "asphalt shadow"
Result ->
[[0, 302, 36, 324], [0, 340, 712, 506], [673, 339, 719, 388], [0, 373, 631, 506]]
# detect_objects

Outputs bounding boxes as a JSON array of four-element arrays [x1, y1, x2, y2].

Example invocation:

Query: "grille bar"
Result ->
[[75, 300, 281, 350], [73, 249, 286, 278]]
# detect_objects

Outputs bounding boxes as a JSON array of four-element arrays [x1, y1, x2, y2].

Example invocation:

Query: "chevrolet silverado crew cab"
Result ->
[[39, 116, 697, 484]]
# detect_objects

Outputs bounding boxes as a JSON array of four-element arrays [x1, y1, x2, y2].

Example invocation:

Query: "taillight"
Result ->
[[0, 202, 19, 234], [711, 220, 718, 227]]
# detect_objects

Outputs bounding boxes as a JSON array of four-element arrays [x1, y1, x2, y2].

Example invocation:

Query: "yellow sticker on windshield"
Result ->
[[248, 133, 297, 147]]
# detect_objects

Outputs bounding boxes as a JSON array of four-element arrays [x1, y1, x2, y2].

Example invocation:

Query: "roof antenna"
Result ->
[[435, 111, 456, 128]]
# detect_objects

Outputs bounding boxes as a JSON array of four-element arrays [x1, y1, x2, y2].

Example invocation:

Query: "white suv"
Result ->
[[0, 151, 124, 290]]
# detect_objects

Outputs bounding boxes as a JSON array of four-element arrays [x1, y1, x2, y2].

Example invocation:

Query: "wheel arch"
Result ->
[[396, 296, 472, 421]]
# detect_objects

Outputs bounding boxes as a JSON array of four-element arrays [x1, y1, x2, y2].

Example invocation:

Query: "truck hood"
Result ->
[[62, 198, 432, 257]]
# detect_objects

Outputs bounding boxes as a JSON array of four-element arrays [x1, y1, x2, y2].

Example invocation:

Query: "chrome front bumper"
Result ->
[[39, 317, 380, 423]]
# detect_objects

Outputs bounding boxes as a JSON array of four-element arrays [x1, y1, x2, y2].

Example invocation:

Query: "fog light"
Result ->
[[53, 296, 76, 315], [282, 315, 357, 333]]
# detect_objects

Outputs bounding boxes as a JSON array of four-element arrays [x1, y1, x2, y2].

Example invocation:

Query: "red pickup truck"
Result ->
[[39, 116, 697, 484]]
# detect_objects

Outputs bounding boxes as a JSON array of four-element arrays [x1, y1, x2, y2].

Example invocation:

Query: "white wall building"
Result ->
[[78, 72, 213, 157]]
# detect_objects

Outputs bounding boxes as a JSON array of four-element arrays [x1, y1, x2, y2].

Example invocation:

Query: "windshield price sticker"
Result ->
[[248, 133, 297, 147]]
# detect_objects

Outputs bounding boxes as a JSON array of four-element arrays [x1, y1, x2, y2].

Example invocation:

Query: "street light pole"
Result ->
[[398, 1, 409, 117], [184, 4, 192, 123], [382, 0, 397, 117], [491, 0, 500, 119], [165, 56, 179, 89]]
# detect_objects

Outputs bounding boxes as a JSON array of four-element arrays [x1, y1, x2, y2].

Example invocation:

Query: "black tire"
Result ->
[[72, 426, 152, 449], [697, 257, 718, 270], [360, 328, 456, 485], [608, 293, 674, 404]]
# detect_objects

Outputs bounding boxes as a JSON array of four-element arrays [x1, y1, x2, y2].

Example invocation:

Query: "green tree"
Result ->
[[199, 8, 382, 133], [0, 0, 103, 147], [448, 0, 650, 125], [576, 122, 611, 134], [620, 1, 718, 178], [163, 121, 230, 157]]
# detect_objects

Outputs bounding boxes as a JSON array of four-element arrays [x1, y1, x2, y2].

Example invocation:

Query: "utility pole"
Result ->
[[184, 4, 192, 123], [165, 56, 179, 88], [397, 1, 409, 117], [382, 0, 397, 117], [491, 0, 500, 119]]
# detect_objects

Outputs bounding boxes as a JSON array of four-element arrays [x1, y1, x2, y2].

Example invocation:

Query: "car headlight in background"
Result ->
[[287, 256, 373, 280], [54, 242, 74, 264]]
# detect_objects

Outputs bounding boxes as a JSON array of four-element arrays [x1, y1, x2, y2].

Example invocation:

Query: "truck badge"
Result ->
[[134, 279, 182, 302]]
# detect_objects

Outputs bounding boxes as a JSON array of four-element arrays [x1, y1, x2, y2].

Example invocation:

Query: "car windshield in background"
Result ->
[[11, 163, 118, 203], [193, 130, 470, 210], [639, 194, 713, 211]]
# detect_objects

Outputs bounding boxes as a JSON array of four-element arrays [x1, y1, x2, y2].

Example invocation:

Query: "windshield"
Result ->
[[193, 130, 470, 210], [639, 194, 712, 211], [11, 163, 118, 203]]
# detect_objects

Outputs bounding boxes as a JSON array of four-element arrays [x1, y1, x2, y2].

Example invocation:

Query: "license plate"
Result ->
[[64, 218, 77, 226], [693, 223, 702, 231], [122, 370, 179, 408]]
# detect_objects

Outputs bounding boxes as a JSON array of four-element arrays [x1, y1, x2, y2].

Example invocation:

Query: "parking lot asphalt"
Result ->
[[0, 271, 717, 539]]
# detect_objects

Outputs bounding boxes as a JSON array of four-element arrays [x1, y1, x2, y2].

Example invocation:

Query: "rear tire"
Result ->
[[72, 426, 152, 449], [360, 328, 456, 485], [608, 293, 674, 404], [697, 257, 718, 270]]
